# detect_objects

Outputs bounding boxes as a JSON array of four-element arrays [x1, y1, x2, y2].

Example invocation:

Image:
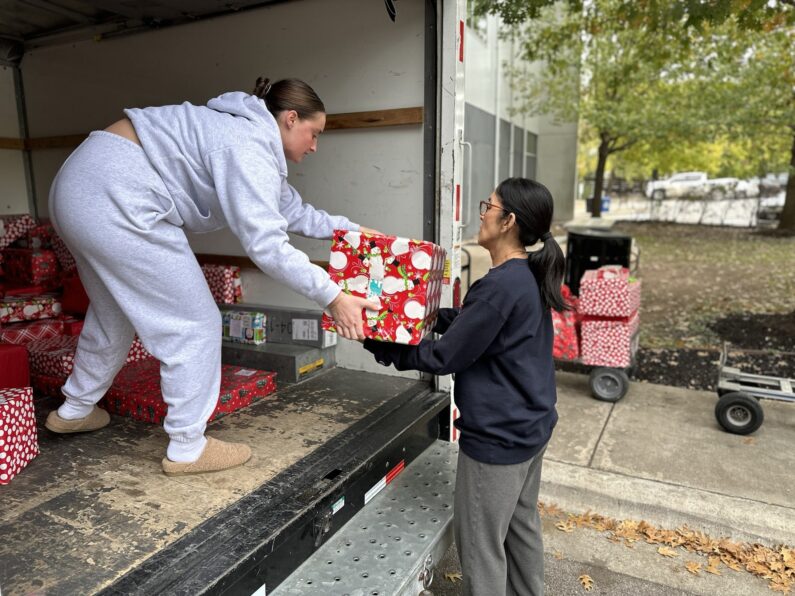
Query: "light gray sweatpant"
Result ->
[[49, 131, 221, 462], [454, 444, 548, 596]]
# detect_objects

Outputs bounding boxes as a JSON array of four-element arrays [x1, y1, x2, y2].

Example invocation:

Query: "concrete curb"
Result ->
[[539, 459, 795, 547]]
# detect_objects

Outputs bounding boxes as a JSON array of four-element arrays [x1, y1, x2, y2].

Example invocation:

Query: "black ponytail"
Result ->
[[495, 177, 571, 312]]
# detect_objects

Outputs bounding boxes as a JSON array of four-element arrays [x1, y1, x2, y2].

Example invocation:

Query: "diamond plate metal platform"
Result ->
[[269, 440, 458, 596]]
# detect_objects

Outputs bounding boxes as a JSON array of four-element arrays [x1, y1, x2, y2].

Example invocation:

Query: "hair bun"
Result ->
[[253, 76, 272, 98]]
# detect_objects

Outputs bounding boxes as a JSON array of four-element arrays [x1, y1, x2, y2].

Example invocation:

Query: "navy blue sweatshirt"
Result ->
[[364, 258, 558, 465]]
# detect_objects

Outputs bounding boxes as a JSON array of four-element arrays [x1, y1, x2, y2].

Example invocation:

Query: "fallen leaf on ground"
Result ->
[[578, 574, 594, 591], [658, 546, 680, 558], [444, 572, 462, 583], [705, 556, 722, 575], [686, 561, 702, 575], [553, 549, 565, 560], [556, 520, 576, 533], [743, 437, 756, 445], [769, 579, 792, 594]]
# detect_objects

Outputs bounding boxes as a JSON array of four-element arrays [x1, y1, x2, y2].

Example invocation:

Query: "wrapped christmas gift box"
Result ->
[[16, 223, 54, 249], [322, 230, 447, 345], [31, 373, 66, 399], [60, 316, 85, 336], [0, 249, 60, 285], [0, 343, 30, 389], [580, 312, 640, 369], [2, 283, 57, 298], [50, 232, 77, 274], [578, 266, 641, 318], [61, 274, 90, 316], [202, 264, 243, 304], [0, 215, 37, 250], [222, 310, 266, 345], [0, 294, 62, 325], [102, 360, 277, 424], [28, 335, 154, 377], [552, 285, 579, 361], [0, 387, 39, 485], [0, 318, 65, 346]]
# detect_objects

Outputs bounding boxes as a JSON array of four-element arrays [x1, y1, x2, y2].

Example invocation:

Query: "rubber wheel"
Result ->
[[589, 368, 630, 402], [652, 189, 665, 201], [715, 392, 764, 435]]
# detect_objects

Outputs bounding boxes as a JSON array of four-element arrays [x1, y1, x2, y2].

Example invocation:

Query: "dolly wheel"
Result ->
[[589, 368, 630, 402], [715, 392, 764, 435]]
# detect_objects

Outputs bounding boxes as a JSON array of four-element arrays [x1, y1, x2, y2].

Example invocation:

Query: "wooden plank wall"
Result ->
[[0, 107, 423, 151]]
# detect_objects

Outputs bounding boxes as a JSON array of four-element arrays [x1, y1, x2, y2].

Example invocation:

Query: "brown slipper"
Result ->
[[161, 437, 252, 476], [45, 406, 110, 434]]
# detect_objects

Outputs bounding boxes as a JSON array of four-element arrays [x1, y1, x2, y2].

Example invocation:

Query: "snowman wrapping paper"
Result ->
[[322, 230, 446, 345]]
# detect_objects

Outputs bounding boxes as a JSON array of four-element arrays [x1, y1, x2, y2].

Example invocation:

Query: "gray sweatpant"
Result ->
[[49, 131, 220, 462], [454, 445, 548, 596]]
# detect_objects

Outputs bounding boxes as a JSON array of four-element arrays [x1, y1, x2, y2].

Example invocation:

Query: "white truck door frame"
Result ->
[[436, 0, 466, 442]]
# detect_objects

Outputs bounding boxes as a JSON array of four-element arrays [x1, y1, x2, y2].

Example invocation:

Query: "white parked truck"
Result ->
[[0, 1, 475, 594], [645, 171, 708, 200]]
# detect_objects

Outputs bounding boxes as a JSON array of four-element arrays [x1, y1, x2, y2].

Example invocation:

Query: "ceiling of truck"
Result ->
[[1, 0, 291, 55]]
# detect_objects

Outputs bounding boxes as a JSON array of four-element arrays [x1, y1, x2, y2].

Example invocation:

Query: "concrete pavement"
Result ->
[[428, 371, 795, 595]]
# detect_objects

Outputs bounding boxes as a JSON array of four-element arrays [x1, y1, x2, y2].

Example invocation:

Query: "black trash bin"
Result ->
[[565, 228, 632, 295]]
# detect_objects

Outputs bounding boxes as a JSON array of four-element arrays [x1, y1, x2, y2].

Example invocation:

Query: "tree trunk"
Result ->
[[778, 130, 795, 232], [591, 137, 610, 218]]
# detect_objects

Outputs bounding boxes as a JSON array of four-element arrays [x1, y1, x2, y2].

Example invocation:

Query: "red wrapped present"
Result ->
[[27, 335, 154, 377], [61, 274, 90, 316], [578, 266, 641, 318], [0, 294, 62, 325], [50, 232, 77, 274], [0, 387, 39, 484], [552, 285, 579, 361], [0, 343, 30, 389], [321, 230, 446, 345], [60, 316, 85, 336], [0, 215, 37, 250], [102, 360, 277, 424], [201, 264, 243, 304], [580, 312, 640, 369], [3, 276, 61, 296], [31, 373, 66, 399], [0, 248, 60, 285], [16, 223, 54, 249], [0, 318, 64, 346]]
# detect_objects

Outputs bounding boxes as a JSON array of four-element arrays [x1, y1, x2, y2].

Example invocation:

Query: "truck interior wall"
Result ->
[[19, 0, 430, 376], [0, 66, 29, 214]]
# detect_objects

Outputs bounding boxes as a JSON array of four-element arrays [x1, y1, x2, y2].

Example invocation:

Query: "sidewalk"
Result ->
[[430, 372, 795, 595]]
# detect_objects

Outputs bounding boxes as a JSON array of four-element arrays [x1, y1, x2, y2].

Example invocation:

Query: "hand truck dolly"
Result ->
[[715, 343, 795, 434]]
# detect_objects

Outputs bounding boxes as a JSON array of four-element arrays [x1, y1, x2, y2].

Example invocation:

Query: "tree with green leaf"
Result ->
[[486, 0, 702, 216], [476, 0, 795, 230]]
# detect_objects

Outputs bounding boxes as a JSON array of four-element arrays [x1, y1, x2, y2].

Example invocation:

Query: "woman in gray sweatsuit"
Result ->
[[45, 78, 376, 475]]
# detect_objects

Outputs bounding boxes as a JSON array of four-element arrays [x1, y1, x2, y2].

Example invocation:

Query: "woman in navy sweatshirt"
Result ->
[[364, 177, 569, 596]]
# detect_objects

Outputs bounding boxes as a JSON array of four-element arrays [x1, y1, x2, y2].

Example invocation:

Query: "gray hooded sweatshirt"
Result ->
[[125, 91, 356, 307]]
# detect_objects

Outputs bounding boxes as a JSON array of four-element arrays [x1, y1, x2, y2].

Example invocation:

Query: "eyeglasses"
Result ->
[[479, 200, 510, 216]]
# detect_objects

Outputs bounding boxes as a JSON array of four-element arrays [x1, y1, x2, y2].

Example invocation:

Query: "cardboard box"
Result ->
[[222, 341, 335, 384]]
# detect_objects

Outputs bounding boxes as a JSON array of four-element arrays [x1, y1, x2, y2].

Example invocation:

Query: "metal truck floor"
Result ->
[[0, 368, 433, 596]]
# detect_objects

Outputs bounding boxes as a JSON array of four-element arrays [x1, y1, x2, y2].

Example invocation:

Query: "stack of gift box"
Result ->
[[0, 214, 274, 483], [553, 265, 641, 368]]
